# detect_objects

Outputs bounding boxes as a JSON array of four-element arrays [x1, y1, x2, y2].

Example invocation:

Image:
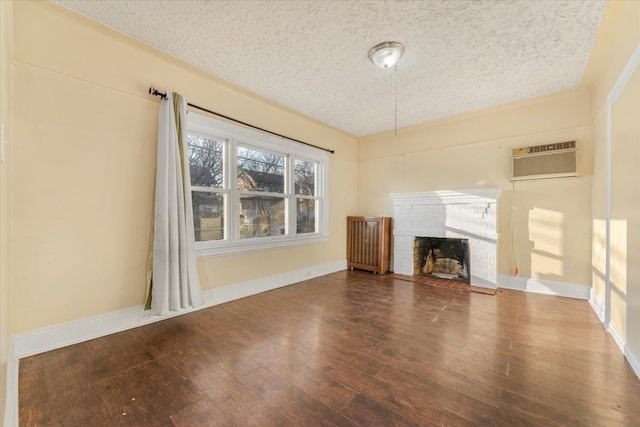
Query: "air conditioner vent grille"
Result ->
[[528, 140, 575, 154], [512, 140, 576, 156], [511, 142, 578, 181]]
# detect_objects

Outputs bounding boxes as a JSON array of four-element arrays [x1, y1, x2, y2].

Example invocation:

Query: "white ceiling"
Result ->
[[54, 1, 606, 137]]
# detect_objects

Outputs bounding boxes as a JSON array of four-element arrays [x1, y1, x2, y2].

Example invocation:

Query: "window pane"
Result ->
[[189, 135, 224, 188], [239, 195, 285, 238], [192, 192, 224, 241], [237, 146, 285, 193], [294, 160, 316, 196], [296, 198, 316, 234]]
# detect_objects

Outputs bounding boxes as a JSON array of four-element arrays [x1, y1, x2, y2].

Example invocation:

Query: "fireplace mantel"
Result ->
[[390, 188, 501, 205], [390, 189, 500, 289]]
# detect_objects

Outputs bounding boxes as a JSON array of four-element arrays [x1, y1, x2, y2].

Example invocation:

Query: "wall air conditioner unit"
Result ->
[[511, 141, 578, 181]]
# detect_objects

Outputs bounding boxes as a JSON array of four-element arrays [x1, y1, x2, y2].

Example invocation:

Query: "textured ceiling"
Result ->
[[54, 0, 606, 137]]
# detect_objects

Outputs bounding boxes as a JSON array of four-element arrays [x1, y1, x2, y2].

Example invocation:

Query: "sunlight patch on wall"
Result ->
[[610, 219, 627, 337], [530, 207, 564, 277], [592, 219, 607, 296]]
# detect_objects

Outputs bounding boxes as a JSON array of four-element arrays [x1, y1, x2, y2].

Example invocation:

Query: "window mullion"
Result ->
[[191, 186, 225, 193], [288, 155, 295, 239], [316, 159, 322, 235], [238, 190, 286, 198], [229, 138, 239, 242]]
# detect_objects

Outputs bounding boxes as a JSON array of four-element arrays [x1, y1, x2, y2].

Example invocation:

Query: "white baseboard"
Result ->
[[497, 275, 590, 300], [203, 259, 346, 308], [12, 259, 346, 359], [587, 292, 640, 381], [608, 323, 626, 353], [470, 275, 497, 290], [589, 288, 605, 323], [5, 259, 346, 427], [499, 276, 640, 380], [607, 323, 640, 380], [623, 343, 640, 380]]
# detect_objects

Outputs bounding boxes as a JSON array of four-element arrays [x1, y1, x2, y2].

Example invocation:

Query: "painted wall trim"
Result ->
[[4, 260, 347, 427], [608, 323, 626, 354], [622, 339, 640, 380], [604, 101, 612, 328], [607, 323, 640, 380], [497, 275, 590, 300], [589, 288, 605, 323], [500, 276, 640, 380], [12, 259, 346, 358], [589, 290, 640, 380]]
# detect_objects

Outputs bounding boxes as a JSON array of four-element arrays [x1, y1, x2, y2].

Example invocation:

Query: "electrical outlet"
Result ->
[[563, 263, 573, 274]]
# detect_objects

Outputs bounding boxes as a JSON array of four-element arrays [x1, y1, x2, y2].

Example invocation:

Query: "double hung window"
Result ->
[[187, 112, 329, 257]]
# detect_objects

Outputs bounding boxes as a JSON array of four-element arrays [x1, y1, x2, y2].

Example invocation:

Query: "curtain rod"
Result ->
[[148, 87, 335, 154]]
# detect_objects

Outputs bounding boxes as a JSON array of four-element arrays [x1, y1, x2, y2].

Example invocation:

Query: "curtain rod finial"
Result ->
[[149, 87, 167, 99]]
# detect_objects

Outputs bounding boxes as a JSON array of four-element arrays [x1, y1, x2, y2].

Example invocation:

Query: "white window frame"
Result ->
[[188, 111, 330, 258]]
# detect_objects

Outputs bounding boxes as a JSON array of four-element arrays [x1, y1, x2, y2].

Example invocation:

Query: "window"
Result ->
[[294, 159, 318, 234], [188, 112, 329, 257]]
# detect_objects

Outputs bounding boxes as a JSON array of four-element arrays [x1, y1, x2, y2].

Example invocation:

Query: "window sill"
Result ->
[[195, 234, 329, 258]]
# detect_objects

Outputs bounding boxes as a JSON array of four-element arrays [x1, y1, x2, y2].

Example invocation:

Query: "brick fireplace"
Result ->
[[390, 189, 500, 289]]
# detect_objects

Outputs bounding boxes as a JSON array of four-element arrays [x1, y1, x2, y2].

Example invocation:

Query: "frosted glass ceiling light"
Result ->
[[368, 41, 404, 69], [369, 41, 404, 136]]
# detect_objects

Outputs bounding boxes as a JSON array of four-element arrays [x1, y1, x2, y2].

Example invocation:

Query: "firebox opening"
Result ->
[[414, 237, 470, 283]]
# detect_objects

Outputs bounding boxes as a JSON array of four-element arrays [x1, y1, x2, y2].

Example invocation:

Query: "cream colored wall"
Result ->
[[0, 0, 13, 421], [582, 1, 640, 120], [611, 67, 639, 351], [584, 0, 640, 351], [587, 1, 640, 306], [11, 1, 357, 333], [358, 89, 594, 284]]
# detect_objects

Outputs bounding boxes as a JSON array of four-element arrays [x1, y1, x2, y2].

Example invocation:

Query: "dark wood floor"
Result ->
[[19, 270, 640, 426]]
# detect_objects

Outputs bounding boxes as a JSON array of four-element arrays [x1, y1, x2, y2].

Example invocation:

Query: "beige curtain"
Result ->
[[145, 91, 204, 314]]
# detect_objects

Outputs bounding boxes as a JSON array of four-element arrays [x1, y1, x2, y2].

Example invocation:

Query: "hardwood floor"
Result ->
[[19, 270, 640, 426]]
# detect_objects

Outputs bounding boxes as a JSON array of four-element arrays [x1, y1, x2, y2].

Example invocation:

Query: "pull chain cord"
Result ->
[[511, 180, 519, 276], [394, 65, 398, 137]]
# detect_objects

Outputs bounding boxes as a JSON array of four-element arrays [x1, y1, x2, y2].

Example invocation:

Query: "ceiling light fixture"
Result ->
[[368, 41, 404, 69], [369, 41, 404, 136]]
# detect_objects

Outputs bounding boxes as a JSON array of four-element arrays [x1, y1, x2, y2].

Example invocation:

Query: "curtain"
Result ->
[[146, 91, 204, 315]]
